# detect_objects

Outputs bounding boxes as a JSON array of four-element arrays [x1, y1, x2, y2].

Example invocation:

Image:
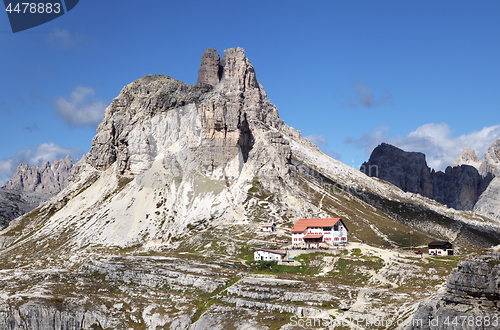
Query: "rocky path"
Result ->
[[368, 269, 399, 288], [317, 255, 337, 276], [326, 243, 410, 328], [348, 242, 400, 264]]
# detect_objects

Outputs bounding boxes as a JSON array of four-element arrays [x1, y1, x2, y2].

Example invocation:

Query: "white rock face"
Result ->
[[479, 138, 500, 177], [453, 141, 500, 178], [472, 139, 500, 220], [453, 147, 481, 170], [474, 177, 500, 220]]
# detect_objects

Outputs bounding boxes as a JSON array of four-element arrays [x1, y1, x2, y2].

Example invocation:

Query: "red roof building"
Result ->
[[291, 218, 348, 246]]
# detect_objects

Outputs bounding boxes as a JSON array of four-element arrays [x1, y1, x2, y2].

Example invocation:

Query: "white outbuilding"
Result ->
[[254, 249, 286, 261], [261, 223, 276, 232]]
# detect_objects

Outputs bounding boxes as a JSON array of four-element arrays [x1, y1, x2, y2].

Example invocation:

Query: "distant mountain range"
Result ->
[[361, 141, 500, 220], [0, 156, 84, 229], [2, 155, 83, 194]]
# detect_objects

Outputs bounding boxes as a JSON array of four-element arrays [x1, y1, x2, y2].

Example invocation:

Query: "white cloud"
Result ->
[[47, 28, 86, 49], [305, 134, 329, 148], [349, 83, 394, 108], [346, 123, 500, 171], [24, 124, 39, 131], [0, 143, 83, 185], [325, 150, 342, 160], [305, 134, 341, 160], [345, 126, 390, 151], [54, 86, 106, 127], [48, 28, 73, 48]]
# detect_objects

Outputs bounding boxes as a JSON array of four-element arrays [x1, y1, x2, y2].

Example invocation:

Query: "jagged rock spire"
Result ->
[[2, 156, 74, 193], [194, 48, 221, 87], [87, 47, 284, 176], [453, 147, 480, 169]]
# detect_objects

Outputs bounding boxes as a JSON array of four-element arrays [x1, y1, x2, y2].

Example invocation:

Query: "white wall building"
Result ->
[[428, 241, 453, 256], [254, 249, 286, 261], [261, 223, 275, 232], [291, 218, 348, 246]]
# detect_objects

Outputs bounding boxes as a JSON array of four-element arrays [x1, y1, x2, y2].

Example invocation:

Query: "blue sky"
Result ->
[[1, 1, 499, 184]]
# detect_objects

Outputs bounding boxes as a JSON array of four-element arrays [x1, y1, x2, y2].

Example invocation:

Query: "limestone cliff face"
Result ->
[[453, 147, 481, 169], [361, 143, 433, 197], [480, 139, 500, 177], [432, 165, 491, 211], [446, 252, 500, 304], [362, 143, 495, 213], [408, 252, 500, 330], [2, 156, 75, 194], [474, 177, 500, 220], [0, 189, 52, 229], [194, 48, 221, 87], [87, 47, 284, 182], [472, 140, 500, 221]]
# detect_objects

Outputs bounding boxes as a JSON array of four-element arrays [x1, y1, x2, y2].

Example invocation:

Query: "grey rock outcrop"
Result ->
[[360, 143, 433, 196], [2, 156, 75, 194], [453, 147, 481, 169], [0, 302, 115, 330], [446, 252, 500, 304], [408, 252, 500, 329], [87, 47, 284, 179], [0, 189, 52, 229], [480, 139, 500, 177], [362, 143, 493, 212], [194, 48, 221, 87], [474, 177, 500, 220], [472, 139, 500, 220]]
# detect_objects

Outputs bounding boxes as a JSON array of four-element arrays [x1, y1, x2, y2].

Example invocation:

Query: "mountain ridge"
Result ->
[[361, 142, 498, 218], [2, 155, 84, 194]]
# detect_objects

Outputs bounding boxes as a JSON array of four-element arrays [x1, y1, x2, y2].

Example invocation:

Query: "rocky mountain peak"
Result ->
[[453, 147, 480, 169], [194, 48, 221, 87], [2, 156, 76, 194], [361, 143, 433, 196], [362, 143, 493, 212], [219, 48, 259, 92], [480, 138, 500, 177], [86, 47, 284, 177]]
